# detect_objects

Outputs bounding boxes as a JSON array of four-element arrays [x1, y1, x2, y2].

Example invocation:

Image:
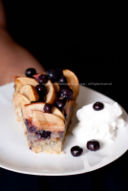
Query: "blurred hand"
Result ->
[[0, 1, 45, 86]]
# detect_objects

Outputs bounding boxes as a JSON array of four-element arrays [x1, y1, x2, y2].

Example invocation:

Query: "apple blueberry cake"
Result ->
[[13, 68, 79, 153]]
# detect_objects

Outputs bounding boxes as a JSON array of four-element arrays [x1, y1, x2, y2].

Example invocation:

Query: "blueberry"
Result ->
[[55, 99, 66, 111], [24, 119, 36, 133], [36, 84, 47, 96], [38, 74, 48, 84], [43, 104, 52, 113], [71, 146, 83, 157], [27, 126, 36, 133], [58, 75, 67, 85], [87, 140, 100, 151], [93, 102, 104, 111], [36, 130, 51, 139], [47, 69, 59, 82], [36, 85, 47, 102], [36, 84, 46, 93], [25, 68, 37, 77], [60, 87, 73, 100]]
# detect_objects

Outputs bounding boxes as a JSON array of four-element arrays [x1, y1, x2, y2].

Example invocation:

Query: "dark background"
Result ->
[[0, 1, 127, 191]]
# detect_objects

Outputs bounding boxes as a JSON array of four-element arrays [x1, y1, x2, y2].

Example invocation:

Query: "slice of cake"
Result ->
[[13, 68, 79, 153]]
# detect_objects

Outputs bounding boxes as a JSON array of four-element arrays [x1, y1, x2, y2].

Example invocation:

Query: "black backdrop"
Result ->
[[0, 1, 128, 191]]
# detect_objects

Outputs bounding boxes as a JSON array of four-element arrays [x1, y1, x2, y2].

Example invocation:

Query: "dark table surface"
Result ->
[[1, 2, 128, 191]]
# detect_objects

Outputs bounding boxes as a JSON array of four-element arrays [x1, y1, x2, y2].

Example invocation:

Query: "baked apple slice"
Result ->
[[53, 82, 60, 92], [24, 102, 64, 120], [63, 69, 79, 99], [45, 80, 56, 104], [52, 106, 64, 120], [15, 76, 39, 92], [20, 84, 39, 102]]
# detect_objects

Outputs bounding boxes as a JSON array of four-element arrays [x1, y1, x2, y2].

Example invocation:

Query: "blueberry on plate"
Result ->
[[71, 146, 83, 157], [25, 68, 37, 77], [93, 102, 104, 111], [87, 140, 100, 151]]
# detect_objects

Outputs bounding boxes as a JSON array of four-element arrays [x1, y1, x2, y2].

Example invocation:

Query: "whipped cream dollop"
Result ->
[[73, 102, 126, 146]]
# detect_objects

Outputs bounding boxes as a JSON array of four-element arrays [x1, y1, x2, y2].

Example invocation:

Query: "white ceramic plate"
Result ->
[[0, 83, 128, 176]]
